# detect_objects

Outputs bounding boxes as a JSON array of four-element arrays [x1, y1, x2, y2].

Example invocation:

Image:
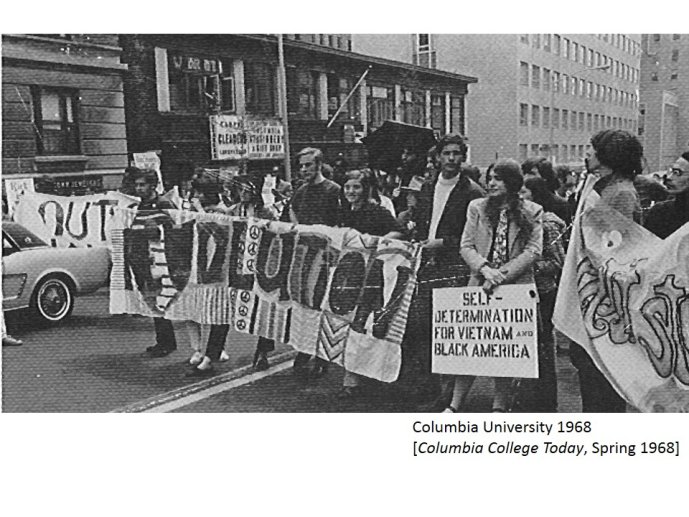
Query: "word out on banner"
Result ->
[[109, 209, 422, 382], [432, 284, 539, 378], [13, 191, 139, 248]]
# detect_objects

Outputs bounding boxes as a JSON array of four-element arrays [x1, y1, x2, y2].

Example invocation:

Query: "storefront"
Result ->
[[119, 34, 477, 188]]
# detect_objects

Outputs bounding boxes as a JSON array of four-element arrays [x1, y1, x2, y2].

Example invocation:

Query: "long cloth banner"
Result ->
[[553, 178, 689, 412], [109, 208, 422, 382], [13, 191, 139, 248]]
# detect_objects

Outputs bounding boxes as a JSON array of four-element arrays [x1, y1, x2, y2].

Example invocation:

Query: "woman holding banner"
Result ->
[[444, 159, 542, 413], [338, 169, 405, 398]]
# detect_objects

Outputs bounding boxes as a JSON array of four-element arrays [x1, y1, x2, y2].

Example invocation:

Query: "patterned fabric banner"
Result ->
[[13, 191, 139, 248], [109, 208, 422, 382], [554, 182, 689, 412]]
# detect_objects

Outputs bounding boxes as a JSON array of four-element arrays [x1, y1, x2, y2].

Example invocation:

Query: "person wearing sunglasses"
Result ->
[[644, 152, 689, 239]]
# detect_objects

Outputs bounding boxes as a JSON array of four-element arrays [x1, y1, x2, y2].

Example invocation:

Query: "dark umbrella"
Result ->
[[362, 120, 437, 173]]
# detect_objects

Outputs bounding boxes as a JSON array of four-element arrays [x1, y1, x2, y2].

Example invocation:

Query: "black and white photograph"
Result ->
[[1, 5, 688, 515]]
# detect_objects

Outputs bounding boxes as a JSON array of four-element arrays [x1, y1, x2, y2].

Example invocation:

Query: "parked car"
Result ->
[[2, 222, 110, 324]]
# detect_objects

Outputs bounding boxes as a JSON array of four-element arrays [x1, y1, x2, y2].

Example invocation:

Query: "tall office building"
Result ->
[[353, 34, 642, 168], [639, 33, 689, 172]]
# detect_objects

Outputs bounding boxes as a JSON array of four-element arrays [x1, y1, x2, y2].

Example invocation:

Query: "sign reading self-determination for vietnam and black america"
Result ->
[[432, 285, 539, 378]]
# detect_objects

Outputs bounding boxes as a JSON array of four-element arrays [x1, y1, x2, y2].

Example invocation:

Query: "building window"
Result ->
[[671, 71, 678, 80], [638, 104, 645, 136], [532, 34, 540, 49], [543, 107, 550, 128], [520, 62, 530, 86], [653, 34, 661, 42], [286, 67, 318, 119], [562, 109, 568, 129], [571, 110, 577, 129], [563, 38, 570, 59], [400, 88, 426, 126], [553, 108, 560, 128], [672, 49, 679, 62], [367, 84, 394, 131], [543, 68, 551, 91], [587, 113, 592, 132], [168, 54, 232, 113], [450, 95, 465, 134], [571, 76, 577, 96], [430, 94, 446, 135], [519, 144, 528, 161], [553, 71, 560, 92], [554, 35, 561, 55], [414, 34, 436, 69], [531, 144, 540, 156], [570, 144, 577, 160], [244, 62, 276, 115], [519, 103, 529, 126], [531, 105, 540, 127], [562, 73, 569, 94], [328, 74, 361, 122], [673, 34, 681, 41], [543, 34, 551, 52], [587, 48, 594, 67], [594, 114, 599, 131], [579, 78, 585, 97], [532, 65, 540, 89], [578, 112, 585, 131], [651, 71, 658, 81], [520, 34, 529, 44], [31, 86, 80, 155]]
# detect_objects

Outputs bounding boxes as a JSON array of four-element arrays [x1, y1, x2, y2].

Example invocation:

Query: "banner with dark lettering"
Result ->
[[553, 180, 689, 412], [432, 285, 539, 378], [13, 191, 139, 248], [109, 209, 422, 382]]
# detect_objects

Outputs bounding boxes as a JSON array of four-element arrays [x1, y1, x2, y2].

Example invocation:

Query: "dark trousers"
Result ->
[[257, 337, 275, 354], [515, 290, 558, 412], [205, 324, 230, 361], [570, 343, 626, 412], [153, 318, 177, 350]]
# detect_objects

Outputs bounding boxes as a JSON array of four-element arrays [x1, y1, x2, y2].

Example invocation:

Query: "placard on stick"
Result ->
[[432, 284, 539, 378]]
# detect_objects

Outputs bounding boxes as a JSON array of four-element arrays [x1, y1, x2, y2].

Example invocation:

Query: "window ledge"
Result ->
[[34, 155, 89, 164]]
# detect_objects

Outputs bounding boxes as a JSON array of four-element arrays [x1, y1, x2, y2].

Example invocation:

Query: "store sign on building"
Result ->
[[169, 53, 221, 75], [209, 115, 285, 161]]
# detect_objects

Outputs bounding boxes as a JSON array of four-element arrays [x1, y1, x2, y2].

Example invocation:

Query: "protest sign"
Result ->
[[109, 209, 422, 382], [13, 191, 139, 248], [4, 177, 35, 217], [432, 284, 539, 378], [554, 182, 689, 412]]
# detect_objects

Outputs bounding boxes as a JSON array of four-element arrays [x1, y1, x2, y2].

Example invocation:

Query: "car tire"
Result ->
[[31, 275, 75, 325]]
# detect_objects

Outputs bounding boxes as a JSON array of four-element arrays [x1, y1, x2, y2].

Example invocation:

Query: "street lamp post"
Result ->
[[549, 63, 610, 164]]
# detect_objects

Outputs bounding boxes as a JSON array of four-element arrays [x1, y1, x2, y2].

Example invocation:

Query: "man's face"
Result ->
[[299, 153, 321, 183], [437, 143, 465, 179], [402, 149, 417, 166], [667, 157, 689, 194], [585, 148, 604, 176], [134, 178, 153, 200]]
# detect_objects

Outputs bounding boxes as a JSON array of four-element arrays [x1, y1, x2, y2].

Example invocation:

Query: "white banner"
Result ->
[[209, 115, 285, 161], [553, 179, 689, 412], [432, 284, 539, 378], [13, 191, 139, 248]]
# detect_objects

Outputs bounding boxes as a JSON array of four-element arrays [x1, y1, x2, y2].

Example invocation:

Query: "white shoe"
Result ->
[[189, 351, 204, 365], [197, 356, 212, 370], [219, 350, 230, 362]]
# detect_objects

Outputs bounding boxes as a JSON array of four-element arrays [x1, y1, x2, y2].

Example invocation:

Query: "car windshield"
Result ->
[[4, 223, 48, 249]]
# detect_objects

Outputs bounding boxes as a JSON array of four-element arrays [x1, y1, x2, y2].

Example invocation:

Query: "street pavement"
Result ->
[[2, 288, 583, 413]]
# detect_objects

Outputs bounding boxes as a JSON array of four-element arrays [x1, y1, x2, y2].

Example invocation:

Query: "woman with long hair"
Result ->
[[519, 176, 566, 412], [445, 159, 543, 412], [339, 168, 404, 397]]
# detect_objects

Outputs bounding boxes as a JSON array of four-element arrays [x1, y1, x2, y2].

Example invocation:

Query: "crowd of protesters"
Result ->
[[84, 130, 689, 411]]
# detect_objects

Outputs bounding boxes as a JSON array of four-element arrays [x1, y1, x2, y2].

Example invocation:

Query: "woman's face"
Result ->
[[239, 186, 253, 203], [487, 171, 508, 198], [519, 185, 533, 201], [344, 177, 366, 207]]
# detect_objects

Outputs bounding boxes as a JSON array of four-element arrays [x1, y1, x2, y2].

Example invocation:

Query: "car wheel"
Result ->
[[32, 275, 75, 324]]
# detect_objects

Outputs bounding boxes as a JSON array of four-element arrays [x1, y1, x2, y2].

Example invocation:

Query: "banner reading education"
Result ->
[[109, 208, 422, 382], [553, 180, 689, 412], [432, 284, 539, 378], [13, 191, 139, 248]]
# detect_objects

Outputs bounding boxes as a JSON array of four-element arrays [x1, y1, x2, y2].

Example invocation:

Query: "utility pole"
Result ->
[[277, 34, 291, 181]]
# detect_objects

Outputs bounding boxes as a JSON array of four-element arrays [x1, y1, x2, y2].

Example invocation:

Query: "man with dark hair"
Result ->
[[644, 151, 689, 238], [522, 157, 571, 225], [405, 133, 485, 410], [289, 147, 342, 378], [130, 167, 180, 358]]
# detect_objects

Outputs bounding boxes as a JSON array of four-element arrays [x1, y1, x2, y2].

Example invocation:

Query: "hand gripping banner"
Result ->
[[554, 181, 689, 412], [109, 208, 422, 382]]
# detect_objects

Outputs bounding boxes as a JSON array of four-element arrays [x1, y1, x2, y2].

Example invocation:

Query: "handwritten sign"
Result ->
[[4, 178, 35, 217], [132, 151, 163, 193], [432, 284, 539, 378]]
